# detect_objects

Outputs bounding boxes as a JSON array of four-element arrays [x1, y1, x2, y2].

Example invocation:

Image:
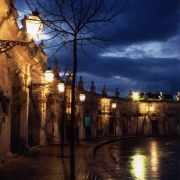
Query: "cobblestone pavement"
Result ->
[[0, 135, 179, 180], [94, 135, 180, 180], [0, 141, 102, 180]]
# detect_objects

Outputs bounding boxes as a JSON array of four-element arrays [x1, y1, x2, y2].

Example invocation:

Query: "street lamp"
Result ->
[[0, 10, 43, 52], [57, 82, 67, 158], [112, 102, 117, 139], [44, 68, 54, 82], [74, 92, 86, 146], [44, 71, 67, 158], [25, 11, 43, 38], [150, 105, 154, 112], [58, 83, 65, 93], [79, 93, 86, 101]]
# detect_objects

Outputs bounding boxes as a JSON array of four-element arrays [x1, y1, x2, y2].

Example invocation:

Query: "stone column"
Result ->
[[53, 112, 60, 144], [53, 95, 63, 144], [39, 92, 47, 145]]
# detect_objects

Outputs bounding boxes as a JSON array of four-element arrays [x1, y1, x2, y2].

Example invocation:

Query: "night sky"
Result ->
[[15, 0, 180, 98]]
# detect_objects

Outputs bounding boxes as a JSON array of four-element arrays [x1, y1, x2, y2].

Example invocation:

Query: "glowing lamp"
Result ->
[[44, 68, 54, 82], [79, 93, 85, 101], [150, 105, 154, 111], [133, 92, 139, 101], [26, 11, 43, 38], [112, 102, 117, 109], [58, 83, 65, 92]]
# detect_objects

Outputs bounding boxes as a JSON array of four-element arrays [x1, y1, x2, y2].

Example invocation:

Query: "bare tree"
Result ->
[[23, 0, 129, 179]]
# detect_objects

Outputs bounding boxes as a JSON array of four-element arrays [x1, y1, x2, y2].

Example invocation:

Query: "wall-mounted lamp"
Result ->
[[58, 83, 65, 93], [79, 93, 85, 101], [0, 10, 43, 52], [25, 11, 43, 38], [112, 102, 117, 109], [44, 68, 54, 82]]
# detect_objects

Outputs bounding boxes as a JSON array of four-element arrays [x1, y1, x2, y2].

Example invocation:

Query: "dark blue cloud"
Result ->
[[15, 0, 180, 97]]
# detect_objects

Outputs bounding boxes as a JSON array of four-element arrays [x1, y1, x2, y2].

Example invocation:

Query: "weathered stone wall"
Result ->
[[0, 0, 47, 163]]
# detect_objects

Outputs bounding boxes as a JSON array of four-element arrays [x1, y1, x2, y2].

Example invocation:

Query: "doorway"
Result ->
[[151, 113, 159, 134], [11, 74, 21, 153], [84, 115, 91, 139], [151, 119, 159, 134], [109, 116, 114, 135]]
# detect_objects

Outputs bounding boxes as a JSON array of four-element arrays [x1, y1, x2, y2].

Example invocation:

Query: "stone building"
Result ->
[[0, 0, 180, 165], [0, 0, 47, 162], [81, 91, 180, 139]]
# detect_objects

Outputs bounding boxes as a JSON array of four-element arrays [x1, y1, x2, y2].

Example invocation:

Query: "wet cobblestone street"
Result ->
[[0, 135, 179, 180], [95, 136, 180, 179]]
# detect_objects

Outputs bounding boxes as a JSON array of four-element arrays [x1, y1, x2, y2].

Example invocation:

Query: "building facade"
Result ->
[[0, 0, 47, 162], [0, 0, 180, 164]]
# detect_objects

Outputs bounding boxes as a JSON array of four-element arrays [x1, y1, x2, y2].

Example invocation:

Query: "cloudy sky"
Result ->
[[16, 0, 180, 98]]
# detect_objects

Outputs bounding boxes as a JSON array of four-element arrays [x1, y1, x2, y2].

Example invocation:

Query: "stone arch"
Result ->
[[149, 112, 159, 134]]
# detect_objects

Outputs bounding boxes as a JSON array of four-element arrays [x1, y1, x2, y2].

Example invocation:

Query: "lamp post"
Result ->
[[44, 68, 54, 83], [112, 102, 117, 139], [0, 10, 43, 52], [57, 82, 66, 158], [44, 70, 67, 158], [44, 63, 86, 178], [75, 93, 86, 145]]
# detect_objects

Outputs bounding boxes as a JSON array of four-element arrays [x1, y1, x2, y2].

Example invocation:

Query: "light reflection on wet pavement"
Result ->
[[109, 136, 180, 179]]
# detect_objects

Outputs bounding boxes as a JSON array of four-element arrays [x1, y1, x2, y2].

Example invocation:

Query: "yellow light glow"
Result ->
[[26, 13, 43, 38], [131, 155, 145, 179], [44, 69, 54, 82], [133, 92, 139, 101], [58, 83, 65, 92], [112, 102, 117, 109], [150, 142, 158, 171], [150, 105, 154, 111], [79, 93, 85, 101]]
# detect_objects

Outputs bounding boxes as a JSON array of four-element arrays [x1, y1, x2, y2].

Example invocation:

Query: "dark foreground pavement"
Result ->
[[0, 140, 103, 180], [0, 135, 180, 180]]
